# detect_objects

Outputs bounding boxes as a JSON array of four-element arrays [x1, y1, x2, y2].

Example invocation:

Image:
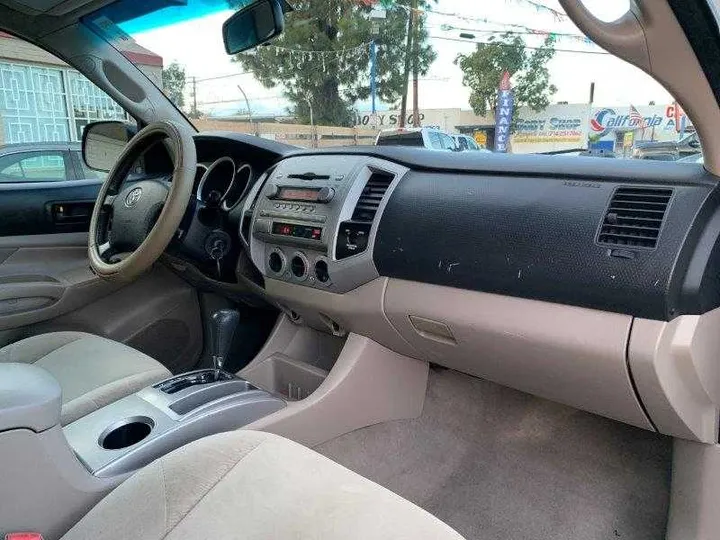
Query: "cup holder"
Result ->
[[99, 416, 154, 450]]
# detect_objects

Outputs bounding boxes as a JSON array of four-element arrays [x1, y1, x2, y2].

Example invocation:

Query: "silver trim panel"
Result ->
[[64, 370, 286, 478], [246, 156, 408, 293]]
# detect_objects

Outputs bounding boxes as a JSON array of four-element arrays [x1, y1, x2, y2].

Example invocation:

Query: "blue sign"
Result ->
[[494, 89, 514, 153]]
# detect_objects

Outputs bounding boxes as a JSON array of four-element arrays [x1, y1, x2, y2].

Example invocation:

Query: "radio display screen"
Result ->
[[272, 222, 323, 241], [278, 187, 321, 202]]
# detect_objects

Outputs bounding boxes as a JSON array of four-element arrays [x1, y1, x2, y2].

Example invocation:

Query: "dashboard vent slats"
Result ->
[[352, 172, 395, 222], [598, 187, 673, 249]]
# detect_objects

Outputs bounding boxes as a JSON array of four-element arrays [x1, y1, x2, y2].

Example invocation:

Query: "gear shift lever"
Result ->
[[209, 309, 240, 379]]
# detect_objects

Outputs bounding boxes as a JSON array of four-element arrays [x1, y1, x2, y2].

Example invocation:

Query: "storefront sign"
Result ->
[[589, 106, 689, 137], [355, 112, 425, 127], [494, 71, 514, 153], [513, 115, 584, 144]]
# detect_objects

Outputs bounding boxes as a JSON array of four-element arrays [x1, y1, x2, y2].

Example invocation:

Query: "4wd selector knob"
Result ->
[[268, 249, 285, 274], [315, 260, 330, 283]]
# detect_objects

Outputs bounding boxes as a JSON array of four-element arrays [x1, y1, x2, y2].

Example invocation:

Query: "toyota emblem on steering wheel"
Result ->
[[125, 187, 143, 207]]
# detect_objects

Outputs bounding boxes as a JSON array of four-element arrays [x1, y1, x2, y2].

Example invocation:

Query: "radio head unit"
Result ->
[[267, 185, 335, 204]]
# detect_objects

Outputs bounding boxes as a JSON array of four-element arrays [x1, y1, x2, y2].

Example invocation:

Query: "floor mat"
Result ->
[[316, 366, 673, 540]]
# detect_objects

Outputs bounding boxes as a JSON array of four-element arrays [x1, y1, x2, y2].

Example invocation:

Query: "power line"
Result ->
[[428, 35, 610, 55], [428, 25, 590, 40], [196, 95, 285, 106], [192, 71, 256, 83]]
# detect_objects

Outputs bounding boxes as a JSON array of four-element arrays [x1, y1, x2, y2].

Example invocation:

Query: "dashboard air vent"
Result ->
[[352, 172, 395, 222], [597, 186, 673, 249]]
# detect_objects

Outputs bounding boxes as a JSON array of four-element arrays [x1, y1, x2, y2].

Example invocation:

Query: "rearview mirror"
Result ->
[[223, 0, 285, 55], [82, 121, 136, 172]]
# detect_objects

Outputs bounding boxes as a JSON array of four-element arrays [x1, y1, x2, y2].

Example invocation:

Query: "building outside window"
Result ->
[[0, 32, 162, 145]]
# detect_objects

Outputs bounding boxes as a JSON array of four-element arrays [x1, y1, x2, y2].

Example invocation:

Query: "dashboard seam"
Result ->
[[624, 317, 658, 432]]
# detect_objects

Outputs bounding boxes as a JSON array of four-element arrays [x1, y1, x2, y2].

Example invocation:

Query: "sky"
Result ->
[[128, 0, 673, 118]]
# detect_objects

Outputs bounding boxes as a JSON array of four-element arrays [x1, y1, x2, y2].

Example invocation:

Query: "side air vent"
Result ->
[[351, 172, 395, 222], [336, 171, 395, 260], [597, 186, 673, 249]]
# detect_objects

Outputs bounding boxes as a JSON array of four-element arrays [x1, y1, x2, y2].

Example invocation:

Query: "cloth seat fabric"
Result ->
[[0, 331, 171, 425], [61, 430, 466, 540]]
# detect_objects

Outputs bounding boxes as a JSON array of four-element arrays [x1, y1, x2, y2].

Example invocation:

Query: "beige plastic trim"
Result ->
[[0, 232, 88, 249], [242, 313, 345, 375], [0, 239, 122, 331], [629, 310, 720, 443], [383, 279, 653, 430], [264, 277, 420, 359], [667, 439, 720, 540], [0, 426, 119, 540], [243, 333, 429, 447], [559, 0, 720, 175]]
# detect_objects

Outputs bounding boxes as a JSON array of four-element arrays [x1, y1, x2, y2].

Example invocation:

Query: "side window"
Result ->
[[440, 134, 456, 150], [0, 33, 132, 181], [0, 150, 70, 182], [458, 138, 469, 150], [74, 151, 108, 181], [429, 132, 443, 149], [467, 138, 480, 151]]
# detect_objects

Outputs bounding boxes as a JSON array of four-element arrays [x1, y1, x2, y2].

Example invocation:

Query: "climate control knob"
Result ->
[[268, 249, 285, 274], [315, 260, 330, 283], [290, 253, 309, 280]]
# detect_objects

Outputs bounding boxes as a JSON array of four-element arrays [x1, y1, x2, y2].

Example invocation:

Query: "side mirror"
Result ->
[[82, 121, 136, 172], [223, 0, 285, 55]]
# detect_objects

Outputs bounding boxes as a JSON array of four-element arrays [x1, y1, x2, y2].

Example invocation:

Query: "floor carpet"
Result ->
[[316, 366, 673, 540]]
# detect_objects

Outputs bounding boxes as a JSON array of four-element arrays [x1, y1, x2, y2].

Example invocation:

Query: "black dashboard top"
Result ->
[[199, 132, 720, 321], [287, 145, 716, 187]]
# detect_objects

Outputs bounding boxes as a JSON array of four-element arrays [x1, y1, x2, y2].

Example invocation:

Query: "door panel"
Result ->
[[0, 180, 101, 236], [0, 233, 121, 333], [32, 264, 203, 373], [0, 233, 203, 372]]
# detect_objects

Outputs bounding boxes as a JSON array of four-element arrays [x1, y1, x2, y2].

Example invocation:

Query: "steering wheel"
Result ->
[[88, 121, 197, 281]]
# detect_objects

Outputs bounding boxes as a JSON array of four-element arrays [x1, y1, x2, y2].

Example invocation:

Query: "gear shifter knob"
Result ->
[[209, 309, 240, 376]]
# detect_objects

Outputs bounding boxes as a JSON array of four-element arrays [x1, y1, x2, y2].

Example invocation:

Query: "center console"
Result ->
[[240, 156, 407, 293], [65, 308, 286, 478], [64, 369, 285, 477]]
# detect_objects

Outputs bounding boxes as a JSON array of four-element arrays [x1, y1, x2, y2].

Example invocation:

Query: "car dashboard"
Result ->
[[163, 131, 720, 444]]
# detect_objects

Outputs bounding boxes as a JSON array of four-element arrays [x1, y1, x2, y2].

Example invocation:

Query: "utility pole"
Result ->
[[370, 41, 377, 120], [411, 0, 420, 127], [237, 84, 257, 136], [369, 7, 386, 131], [399, 4, 414, 129], [191, 76, 198, 117], [306, 97, 316, 148]]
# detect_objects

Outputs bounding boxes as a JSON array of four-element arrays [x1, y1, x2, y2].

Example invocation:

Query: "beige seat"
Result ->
[[0, 332, 170, 425], [61, 430, 464, 540]]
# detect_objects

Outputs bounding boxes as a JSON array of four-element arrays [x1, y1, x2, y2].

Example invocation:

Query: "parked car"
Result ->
[[0, 141, 104, 183], [632, 131, 700, 160], [579, 148, 618, 158], [452, 134, 491, 152], [375, 127, 458, 151], [679, 152, 704, 163]]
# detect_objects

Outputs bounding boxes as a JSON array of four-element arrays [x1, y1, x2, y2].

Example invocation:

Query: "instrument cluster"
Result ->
[[196, 157, 253, 211]]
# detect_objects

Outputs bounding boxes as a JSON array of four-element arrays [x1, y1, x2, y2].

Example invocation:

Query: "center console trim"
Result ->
[[243, 156, 409, 294], [64, 370, 286, 478]]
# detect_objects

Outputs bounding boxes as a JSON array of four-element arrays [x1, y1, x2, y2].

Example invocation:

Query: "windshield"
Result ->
[[85, 0, 700, 161]]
